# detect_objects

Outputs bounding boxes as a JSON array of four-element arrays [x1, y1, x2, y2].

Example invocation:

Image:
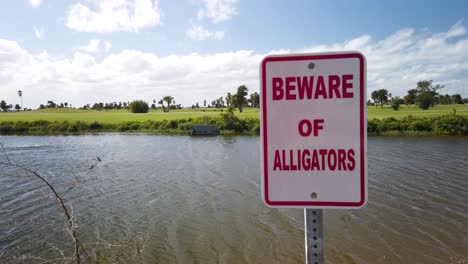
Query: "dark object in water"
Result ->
[[189, 125, 220, 136]]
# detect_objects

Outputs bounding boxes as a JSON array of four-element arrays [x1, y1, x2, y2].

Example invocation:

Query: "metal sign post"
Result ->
[[305, 209, 323, 264]]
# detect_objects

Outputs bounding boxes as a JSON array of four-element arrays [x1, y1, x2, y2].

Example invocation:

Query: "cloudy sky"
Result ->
[[0, 0, 467, 108]]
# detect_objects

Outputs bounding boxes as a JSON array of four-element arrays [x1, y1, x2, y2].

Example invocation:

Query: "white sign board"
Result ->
[[260, 52, 367, 208]]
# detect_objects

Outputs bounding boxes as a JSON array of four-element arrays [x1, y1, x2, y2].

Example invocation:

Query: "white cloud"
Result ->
[[186, 25, 224, 40], [77, 40, 113, 54], [29, 0, 42, 8], [33, 26, 44, 40], [104, 41, 112, 52], [197, 0, 238, 24], [66, 0, 161, 33], [1, 22, 468, 109], [78, 40, 101, 53]]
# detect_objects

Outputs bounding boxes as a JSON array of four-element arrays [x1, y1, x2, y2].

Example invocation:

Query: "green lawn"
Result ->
[[0, 107, 259, 123], [0, 104, 466, 123], [367, 104, 468, 119]]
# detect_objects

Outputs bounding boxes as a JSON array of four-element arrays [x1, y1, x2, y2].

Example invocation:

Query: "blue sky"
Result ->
[[0, 0, 467, 108]]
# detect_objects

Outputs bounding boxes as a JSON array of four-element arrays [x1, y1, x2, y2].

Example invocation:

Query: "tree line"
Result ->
[[370, 80, 466, 110], [191, 85, 260, 113]]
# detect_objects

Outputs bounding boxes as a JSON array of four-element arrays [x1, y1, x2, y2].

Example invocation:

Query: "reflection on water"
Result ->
[[0, 135, 467, 263]]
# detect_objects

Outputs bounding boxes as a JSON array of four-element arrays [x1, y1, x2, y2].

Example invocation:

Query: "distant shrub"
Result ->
[[416, 92, 432, 110], [128, 100, 149, 113], [391, 99, 401, 110]]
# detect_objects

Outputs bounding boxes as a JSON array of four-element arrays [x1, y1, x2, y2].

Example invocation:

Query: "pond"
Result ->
[[0, 135, 466, 263]]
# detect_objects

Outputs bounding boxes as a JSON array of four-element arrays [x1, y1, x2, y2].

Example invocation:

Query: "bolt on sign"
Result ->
[[260, 52, 367, 208]]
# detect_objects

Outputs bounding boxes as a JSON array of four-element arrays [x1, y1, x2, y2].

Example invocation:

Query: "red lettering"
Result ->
[[342, 74, 353, 98], [311, 149, 319, 170], [313, 119, 324, 136], [328, 75, 341, 98], [297, 149, 302, 170], [297, 76, 314, 99], [298, 119, 312, 137], [282, 150, 289, 171], [285, 77, 296, 100], [328, 149, 337, 171], [290, 149, 297, 170], [273, 150, 281, 171], [338, 149, 347, 171], [302, 149, 310, 170], [347, 149, 355, 170], [314, 76, 328, 99], [272, 77, 284, 100], [319, 149, 328, 170]]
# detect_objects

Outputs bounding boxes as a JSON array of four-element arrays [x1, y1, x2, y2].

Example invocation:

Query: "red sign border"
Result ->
[[261, 52, 366, 208]]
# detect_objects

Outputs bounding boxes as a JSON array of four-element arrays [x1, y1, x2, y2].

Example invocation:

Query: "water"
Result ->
[[0, 135, 467, 263]]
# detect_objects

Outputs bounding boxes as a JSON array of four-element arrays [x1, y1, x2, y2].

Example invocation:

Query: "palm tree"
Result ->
[[158, 99, 164, 111], [163, 96, 174, 112], [17, 90, 22, 110]]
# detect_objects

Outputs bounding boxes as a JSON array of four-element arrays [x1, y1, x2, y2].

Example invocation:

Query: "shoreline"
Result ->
[[0, 113, 467, 136]]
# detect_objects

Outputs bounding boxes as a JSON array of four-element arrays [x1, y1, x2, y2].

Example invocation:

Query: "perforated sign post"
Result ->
[[260, 52, 367, 264]]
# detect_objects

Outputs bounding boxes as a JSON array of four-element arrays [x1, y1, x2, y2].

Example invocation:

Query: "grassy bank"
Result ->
[[0, 104, 467, 123], [0, 107, 259, 123], [0, 114, 466, 136], [0, 110, 261, 135], [0, 105, 467, 136]]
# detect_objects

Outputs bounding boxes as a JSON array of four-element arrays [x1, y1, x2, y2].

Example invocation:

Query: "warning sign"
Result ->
[[260, 52, 367, 208]]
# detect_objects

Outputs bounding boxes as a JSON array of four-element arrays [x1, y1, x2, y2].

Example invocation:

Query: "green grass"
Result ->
[[0, 107, 259, 123], [0, 104, 466, 123], [367, 104, 468, 119], [1, 105, 467, 136]]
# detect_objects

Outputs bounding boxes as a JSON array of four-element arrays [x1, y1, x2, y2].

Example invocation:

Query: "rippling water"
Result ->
[[0, 135, 467, 263]]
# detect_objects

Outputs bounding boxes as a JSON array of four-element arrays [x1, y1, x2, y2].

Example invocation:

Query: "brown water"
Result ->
[[0, 135, 467, 263]]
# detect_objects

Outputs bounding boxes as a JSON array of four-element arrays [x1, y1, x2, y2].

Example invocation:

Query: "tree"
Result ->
[[128, 100, 149, 113], [391, 97, 401, 110], [235, 85, 249, 112], [64, 102, 68, 108], [415, 92, 433, 110], [39, 104, 45, 109], [18, 90, 23, 110], [226, 93, 232, 107], [444, 94, 452, 104], [0, 100, 8, 112], [415, 80, 444, 108], [158, 99, 164, 111], [163, 96, 174, 112], [403, 89, 417, 108], [218, 96, 225, 108], [47, 100, 56, 108], [15, 104, 21, 111], [203, 100, 207, 108], [451, 94, 463, 104], [371, 89, 388, 108], [250, 92, 260, 108]]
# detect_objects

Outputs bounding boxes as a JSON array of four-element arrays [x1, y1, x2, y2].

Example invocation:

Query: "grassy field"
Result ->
[[0, 104, 467, 123], [367, 104, 468, 119], [0, 107, 259, 123]]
